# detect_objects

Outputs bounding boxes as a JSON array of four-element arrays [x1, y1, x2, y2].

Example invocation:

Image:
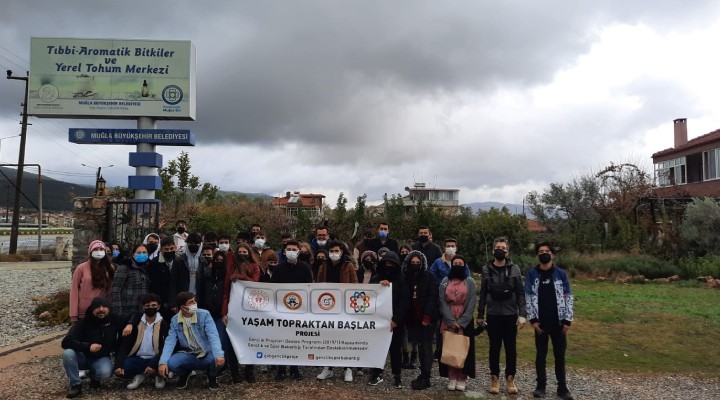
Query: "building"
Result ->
[[271, 191, 325, 218], [370, 183, 460, 215], [652, 118, 720, 197]]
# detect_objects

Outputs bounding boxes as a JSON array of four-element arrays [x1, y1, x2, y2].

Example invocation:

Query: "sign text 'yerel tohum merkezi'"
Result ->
[[28, 38, 196, 120]]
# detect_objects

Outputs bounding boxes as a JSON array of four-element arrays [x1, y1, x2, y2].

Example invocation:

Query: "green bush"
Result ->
[[677, 255, 720, 279], [556, 252, 676, 279]]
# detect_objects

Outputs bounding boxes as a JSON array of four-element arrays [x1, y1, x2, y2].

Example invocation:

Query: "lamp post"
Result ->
[[6, 70, 29, 255]]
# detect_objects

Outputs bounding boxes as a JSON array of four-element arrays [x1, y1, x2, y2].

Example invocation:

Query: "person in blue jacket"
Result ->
[[525, 242, 574, 400], [158, 292, 225, 391]]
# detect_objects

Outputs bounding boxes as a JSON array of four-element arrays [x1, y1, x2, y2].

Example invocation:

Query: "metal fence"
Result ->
[[105, 200, 161, 251]]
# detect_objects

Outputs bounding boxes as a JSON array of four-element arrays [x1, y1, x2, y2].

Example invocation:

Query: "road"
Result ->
[[0, 233, 72, 254]]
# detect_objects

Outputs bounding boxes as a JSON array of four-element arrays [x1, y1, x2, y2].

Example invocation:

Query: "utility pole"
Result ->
[[6, 70, 29, 254]]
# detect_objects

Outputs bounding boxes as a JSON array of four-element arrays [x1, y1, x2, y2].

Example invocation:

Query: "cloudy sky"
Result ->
[[1, 1, 719, 207]]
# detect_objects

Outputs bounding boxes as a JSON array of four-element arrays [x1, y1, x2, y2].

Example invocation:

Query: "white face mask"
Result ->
[[185, 304, 197, 314], [285, 250, 299, 262], [445, 247, 457, 257], [218, 243, 230, 252], [254, 239, 266, 248], [91, 250, 106, 260], [316, 240, 327, 247], [329, 253, 342, 262]]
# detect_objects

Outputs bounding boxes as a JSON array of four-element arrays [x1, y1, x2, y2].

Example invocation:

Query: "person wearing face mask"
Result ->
[[148, 237, 182, 321], [173, 233, 206, 298], [315, 241, 359, 383], [398, 244, 412, 265], [357, 250, 377, 284], [411, 226, 443, 265], [311, 226, 331, 251], [158, 292, 225, 391], [276, 233, 293, 263], [312, 248, 329, 282], [401, 251, 439, 390], [201, 245, 214, 265], [110, 241, 125, 265], [62, 296, 125, 398], [70, 240, 115, 323], [111, 244, 150, 322], [429, 238, 472, 285], [249, 231, 275, 265], [114, 294, 170, 390], [142, 233, 161, 261], [367, 222, 399, 254], [439, 255, 478, 392], [368, 251, 409, 389], [271, 240, 313, 381], [477, 237, 527, 395], [173, 220, 188, 253], [525, 242, 574, 400], [260, 252, 279, 282]]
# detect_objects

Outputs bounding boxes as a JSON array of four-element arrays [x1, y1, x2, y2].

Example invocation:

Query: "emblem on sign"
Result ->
[[317, 292, 336, 311], [247, 289, 271, 310], [283, 292, 303, 311], [349, 291, 371, 313]]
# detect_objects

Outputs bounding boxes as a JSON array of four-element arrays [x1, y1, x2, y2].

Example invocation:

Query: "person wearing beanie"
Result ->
[[62, 296, 124, 398], [70, 240, 115, 322], [357, 250, 378, 283]]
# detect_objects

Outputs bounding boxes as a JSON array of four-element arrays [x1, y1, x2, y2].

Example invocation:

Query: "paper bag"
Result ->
[[440, 330, 470, 369]]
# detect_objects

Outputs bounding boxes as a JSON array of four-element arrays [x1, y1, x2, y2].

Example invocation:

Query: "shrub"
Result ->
[[556, 251, 676, 279], [677, 255, 720, 279], [33, 290, 70, 326]]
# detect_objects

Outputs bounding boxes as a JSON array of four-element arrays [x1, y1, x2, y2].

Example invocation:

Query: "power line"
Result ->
[[0, 44, 29, 66]]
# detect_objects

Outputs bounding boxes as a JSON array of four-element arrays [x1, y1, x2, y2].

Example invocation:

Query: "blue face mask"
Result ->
[[378, 231, 388, 239], [134, 253, 149, 263], [112, 249, 120, 258]]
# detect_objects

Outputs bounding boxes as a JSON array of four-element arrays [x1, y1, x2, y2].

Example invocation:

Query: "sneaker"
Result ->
[[167, 371, 175, 379], [291, 371, 303, 381], [394, 375, 402, 389], [317, 367, 334, 380], [368, 374, 383, 386], [356, 369, 364, 377], [558, 389, 575, 400], [127, 374, 145, 390], [533, 386, 546, 398], [66, 384, 82, 398], [177, 374, 191, 389], [447, 379, 457, 390], [155, 376, 166, 389], [208, 376, 219, 391], [456, 380, 466, 391], [344, 368, 353, 382], [78, 370, 88, 379]]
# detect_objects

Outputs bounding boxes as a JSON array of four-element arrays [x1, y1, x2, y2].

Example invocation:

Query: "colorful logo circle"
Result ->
[[283, 292, 302, 310], [317, 292, 336, 311], [349, 291, 371, 313], [161, 85, 183, 105]]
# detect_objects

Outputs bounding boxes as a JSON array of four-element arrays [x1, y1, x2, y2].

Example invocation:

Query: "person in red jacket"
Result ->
[[70, 240, 115, 322]]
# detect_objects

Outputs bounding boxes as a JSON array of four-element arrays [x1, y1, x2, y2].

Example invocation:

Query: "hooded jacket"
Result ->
[[357, 250, 377, 283], [62, 297, 124, 359], [478, 259, 527, 318], [316, 254, 358, 284], [370, 251, 409, 326], [70, 240, 112, 321], [402, 250, 440, 325], [142, 233, 161, 261]]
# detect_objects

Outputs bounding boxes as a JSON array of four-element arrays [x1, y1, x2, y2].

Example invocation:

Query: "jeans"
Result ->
[[123, 354, 160, 378], [487, 314, 518, 377], [407, 323, 435, 376], [214, 317, 239, 374], [167, 352, 219, 377], [62, 349, 112, 386], [535, 325, 567, 388]]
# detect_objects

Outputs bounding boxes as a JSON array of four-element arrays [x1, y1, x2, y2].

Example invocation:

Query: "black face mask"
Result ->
[[187, 244, 200, 254], [314, 258, 326, 266], [163, 251, 175, 262], [362, 259, 375, 269], [213, 260, 226, 268], [177, 226, 186, 234], [538, 253, 552, 264], [493, 248, 507, 261], [399, 254, 408, 264], [298, 252, 311, 262], [236, 254, 250, 263], [203, 256, 212, 264], [449, 265, 467, 280], [418, 235, 429, 243], [407, 263, 422, 272], [146, 243, 158, 254], [144, 307, 159, 317]]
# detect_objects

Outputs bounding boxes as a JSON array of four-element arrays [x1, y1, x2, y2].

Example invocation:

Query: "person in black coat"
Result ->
[[402, 250, 440, 390], [61, 296, 124, 398], [368, 251, 409, 389], [113, 293, 170, 390]]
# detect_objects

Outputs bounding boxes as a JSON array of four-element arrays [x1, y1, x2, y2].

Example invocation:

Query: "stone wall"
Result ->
[[71, 196, 109, 270]]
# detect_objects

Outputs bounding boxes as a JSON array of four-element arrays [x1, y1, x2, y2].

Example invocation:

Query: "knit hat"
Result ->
[[87, 240, 105, 257], [360, 250, 378, 261]]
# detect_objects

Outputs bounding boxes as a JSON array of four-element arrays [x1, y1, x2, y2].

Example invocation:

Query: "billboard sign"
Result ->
[[29, 38, 196, 120], [69, 128, 195, 145]]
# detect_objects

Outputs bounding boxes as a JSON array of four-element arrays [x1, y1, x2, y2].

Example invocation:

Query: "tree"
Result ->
[[680, 198, 720, 256], [157, 152, 219, 218]]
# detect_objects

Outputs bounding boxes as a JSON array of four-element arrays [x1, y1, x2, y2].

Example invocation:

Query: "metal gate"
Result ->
[[105, 200, 161, 251]]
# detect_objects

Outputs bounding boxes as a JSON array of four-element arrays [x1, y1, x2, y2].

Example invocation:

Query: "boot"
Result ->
[[411, 373, 431, 390], [533, 385, 547, 398], [66, 384, 82, 398], [506, 375, 519, 394], [489, 375, 500, 394], [408, 351, 418, 369], [245, 365, 256, 383], [230, 363, 242, 384], [401, 351, 411, 369]]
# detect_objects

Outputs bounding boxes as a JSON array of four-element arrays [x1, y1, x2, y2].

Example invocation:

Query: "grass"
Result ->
[[32, 289, 70, 326], [475, 280, 720, 379]]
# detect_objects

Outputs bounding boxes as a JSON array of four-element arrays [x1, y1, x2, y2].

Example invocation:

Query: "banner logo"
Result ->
[[247, 289, 271, 311], [317, 292, 336, 311], [162, 85, 183, 105], [349, 291, 371, 313]]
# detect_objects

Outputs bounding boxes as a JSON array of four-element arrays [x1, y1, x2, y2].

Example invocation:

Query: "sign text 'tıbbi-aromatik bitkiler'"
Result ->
[[28, 38, 196, 120], [226, 281, 393, 368]]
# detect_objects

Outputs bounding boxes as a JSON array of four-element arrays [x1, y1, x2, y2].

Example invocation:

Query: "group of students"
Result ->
[[64, 221, 574, 400]]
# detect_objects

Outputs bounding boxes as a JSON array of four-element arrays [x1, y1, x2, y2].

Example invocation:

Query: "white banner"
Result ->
[[226, 281, 393, 368]]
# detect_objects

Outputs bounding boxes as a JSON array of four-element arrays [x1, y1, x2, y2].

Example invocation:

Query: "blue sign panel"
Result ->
[[68, 128, 195, 146]]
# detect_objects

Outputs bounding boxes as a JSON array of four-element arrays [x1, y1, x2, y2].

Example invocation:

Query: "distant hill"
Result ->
[[0, 167, 94, 212], [462, 201, 534, 219]]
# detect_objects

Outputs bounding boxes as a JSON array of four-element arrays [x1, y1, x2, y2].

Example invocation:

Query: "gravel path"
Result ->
[[0, 268, 70, 347], [1, 268, 719, 399]]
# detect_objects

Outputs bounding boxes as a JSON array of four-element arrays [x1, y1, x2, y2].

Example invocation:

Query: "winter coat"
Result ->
[[62, 297, 124, 359], [478, 259, 526, 318], [525, 264, 574, 325], [114, 312, 169, 369], [402, 250, 440, 325]]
